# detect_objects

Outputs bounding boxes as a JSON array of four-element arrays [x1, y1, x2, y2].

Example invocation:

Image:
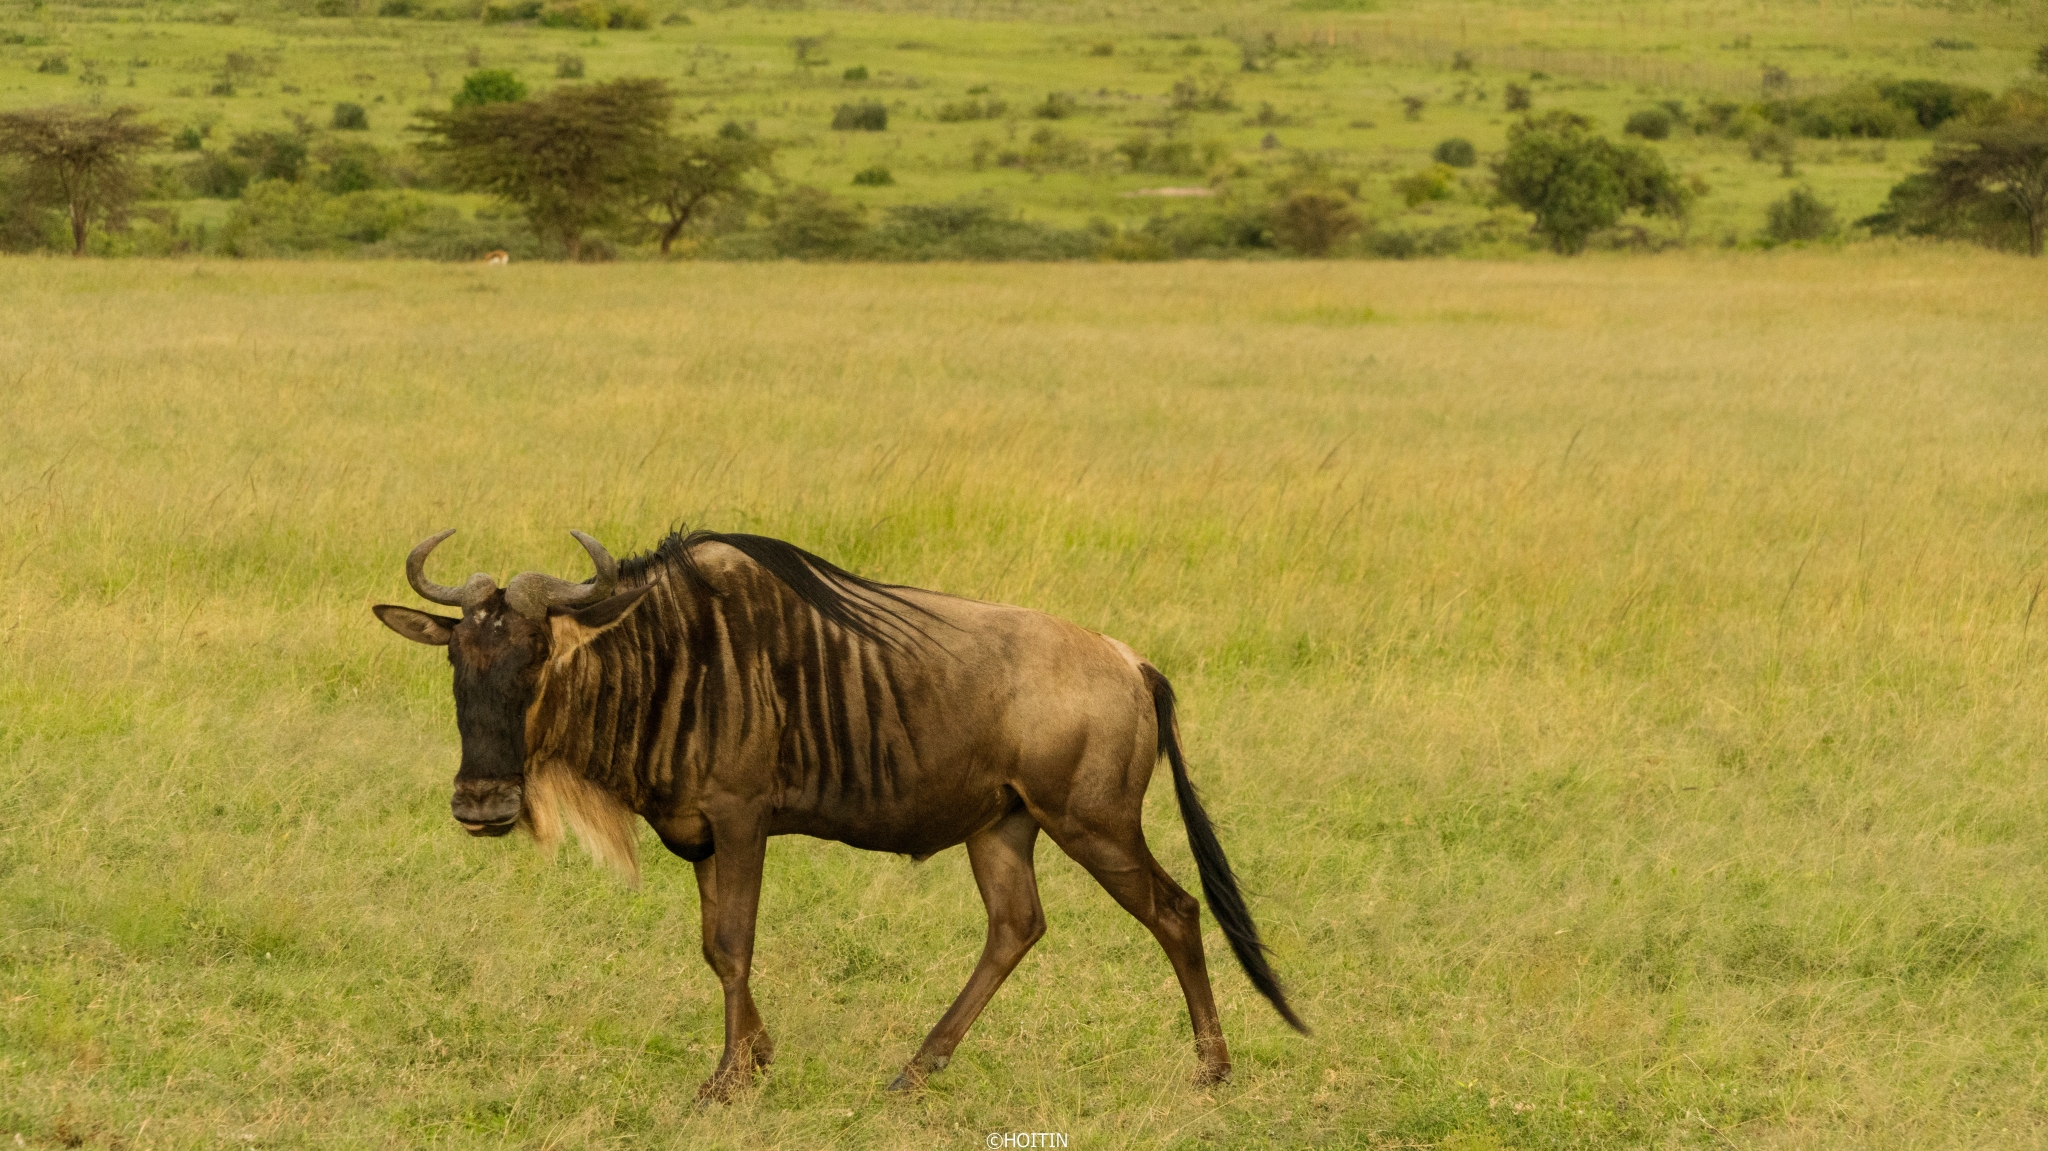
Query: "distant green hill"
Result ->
[[1, 0, 2041, 255]]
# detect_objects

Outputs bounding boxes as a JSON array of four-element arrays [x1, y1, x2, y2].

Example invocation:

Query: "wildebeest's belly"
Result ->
[[769, 780, 1019, 858]]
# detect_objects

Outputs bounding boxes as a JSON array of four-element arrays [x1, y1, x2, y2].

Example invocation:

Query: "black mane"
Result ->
[[620, 528, 940, 647]]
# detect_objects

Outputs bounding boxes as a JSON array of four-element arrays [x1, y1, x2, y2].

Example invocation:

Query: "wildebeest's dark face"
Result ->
[[374, 591, 552, 836], [374, 529, 647, 838]]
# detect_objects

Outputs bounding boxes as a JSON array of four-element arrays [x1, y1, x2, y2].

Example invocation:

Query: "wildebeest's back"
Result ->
[[689, 543, 1154, 855]]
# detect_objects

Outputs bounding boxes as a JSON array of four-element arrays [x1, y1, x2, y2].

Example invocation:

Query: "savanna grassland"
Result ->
[[4, 249, 2048, 1147], [2, 0, 2045, 251]]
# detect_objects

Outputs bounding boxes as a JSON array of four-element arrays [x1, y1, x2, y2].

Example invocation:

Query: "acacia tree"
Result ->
[[416, 78, 670, 260], [1923, 89, 2048, 256], [1493, 110, 1691, 254], [640, 129, 776, 255], [0, 105, 162, 256]]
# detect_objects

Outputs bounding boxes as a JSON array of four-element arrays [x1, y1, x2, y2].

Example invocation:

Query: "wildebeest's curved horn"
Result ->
[[502, 530, 618, 619], [406, 529, 497, 609]]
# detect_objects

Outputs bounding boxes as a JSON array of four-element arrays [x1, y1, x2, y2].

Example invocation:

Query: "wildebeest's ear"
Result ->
[[571, 585, 652, 631], [548, 585, 652, 661], [373, 604, 458, 646]]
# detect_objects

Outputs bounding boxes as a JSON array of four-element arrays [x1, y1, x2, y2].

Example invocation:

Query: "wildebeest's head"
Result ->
[[372, 530, 650, 837]]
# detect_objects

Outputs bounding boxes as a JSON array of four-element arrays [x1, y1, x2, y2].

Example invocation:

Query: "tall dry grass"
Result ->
[[2, 249, 2046, 1148]]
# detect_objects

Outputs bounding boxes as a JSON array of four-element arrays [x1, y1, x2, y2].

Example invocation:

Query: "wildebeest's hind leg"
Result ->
[[693, 841, 773, 1103], [1048, 825, 1232, 1085], [888, 808, 1045, 1092]]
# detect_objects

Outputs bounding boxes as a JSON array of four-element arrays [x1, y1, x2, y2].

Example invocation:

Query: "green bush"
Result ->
[[229, 131, 308, 183], [1168, 76, 1234, 113], [1115, 133, 1221, 176], [179, 152, 251, 199], [1494, 110, 1693, 254], [1394, 163, 1456, 207], [937, 98, 1006, 122], [768, 185, 868, 255], [331, 102, 368, 131], [1877, 79, 1990, 130], [218, 182, 417, 254], [481, 0, 541, 22], [831, 101, 888, 131], [1271, 191, 1361, 256], [1431, 137, 1476, 167], [172, 125, 206, 151], [452, 69, 526, 108], [315, 140, 392, 194], [606, 3, 649, 30], [851, 165, 893, 186], [538, 0, 603, 28], [36, 55, 67, 74], [1032, 91, 1079, 120], [375, 0, 416, 14], [1624, 108, 1673, 140], [1764, 186, 1837, 242], [1503, 83, 1530, 112], [864, 200, 1101, 260], [842, 65, 868, 81], [555, 54, 584, 79]]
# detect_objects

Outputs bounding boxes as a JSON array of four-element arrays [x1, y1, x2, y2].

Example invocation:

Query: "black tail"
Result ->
[[1144, 666, 1309, 1035]]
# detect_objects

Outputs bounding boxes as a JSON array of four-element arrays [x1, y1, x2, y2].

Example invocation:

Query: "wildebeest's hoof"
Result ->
[[887, 1054, 948, 1093], [1191, 1062, 1232, 1086], [695, 1066, 752, 1105]]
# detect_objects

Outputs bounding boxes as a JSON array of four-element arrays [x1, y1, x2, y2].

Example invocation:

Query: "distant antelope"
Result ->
[[483, 250, 510, 266]]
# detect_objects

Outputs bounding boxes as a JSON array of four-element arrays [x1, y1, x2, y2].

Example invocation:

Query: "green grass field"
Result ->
[[4, 247, 2048, 1147], [2, 0, 2045, 250]]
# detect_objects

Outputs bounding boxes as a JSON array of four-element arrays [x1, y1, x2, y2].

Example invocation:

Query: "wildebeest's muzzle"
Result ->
[[452, 777, 523, 836]]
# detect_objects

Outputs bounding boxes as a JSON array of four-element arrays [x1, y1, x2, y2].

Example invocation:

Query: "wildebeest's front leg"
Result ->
[[693, 827, 772, 1103]]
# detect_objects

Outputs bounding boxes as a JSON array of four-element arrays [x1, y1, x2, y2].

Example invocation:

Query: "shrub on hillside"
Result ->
[[1115, 133, 1221, 176], [1168, 76, 1234, 113], [539, 0, 602, 27], [867, 200, 1100, 260], [452, 69, 526, 108], [535, 0, 641, 28], [1494, 110, 1693, 254], [1431, 137, 1476, 167], [1624, 108, 1673, 140], [179, 151, 251, 198], [1032, 91, 1079, 119], [936, 98, 1006, 122], [219, 182, 453, 255], [851, 165, 893, 186], [315, 139, 395, 194], [767, 186, 867, 255], [1877, 79, 1990, 130], [995, 126, 1093, 171], [831, 101, 888, 131], [1393, 163, 1455, 207], [229, 131, 309, 183], [1764, 186, 1837, 242], [555, 54, 584, 79], [331, 102, 368, 130], [481, 0, 542, 21], [1860, 171, 2029, 251], [1271, 191, 1361, 256]]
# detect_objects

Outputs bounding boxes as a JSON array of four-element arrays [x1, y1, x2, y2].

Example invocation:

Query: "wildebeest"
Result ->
[[372, 527, 1306, 1099]]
